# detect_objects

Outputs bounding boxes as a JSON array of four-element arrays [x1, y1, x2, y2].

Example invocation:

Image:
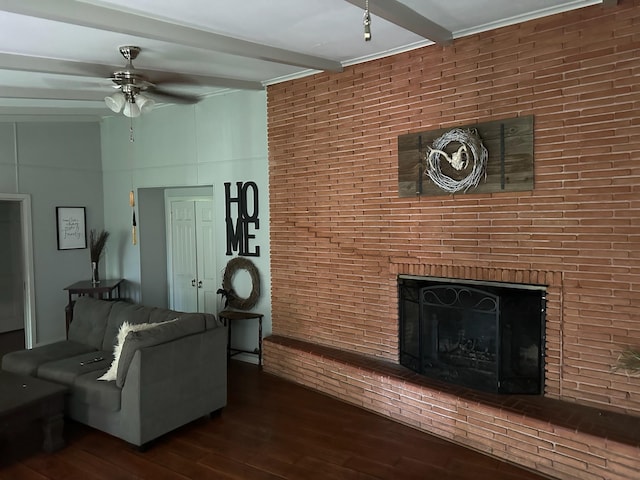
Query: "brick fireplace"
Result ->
[[265, 2, 640, 479], [398, 275, 546, 394]]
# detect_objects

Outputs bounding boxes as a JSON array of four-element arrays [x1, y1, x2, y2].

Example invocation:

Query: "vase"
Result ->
[[91, 261, 100, 285]]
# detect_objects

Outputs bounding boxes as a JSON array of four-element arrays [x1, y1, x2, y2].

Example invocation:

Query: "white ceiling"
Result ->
[[0, 0, 612, 120]]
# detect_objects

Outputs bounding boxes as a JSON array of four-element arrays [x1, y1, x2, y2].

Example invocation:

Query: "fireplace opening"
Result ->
[[399, 276, 546, 394]]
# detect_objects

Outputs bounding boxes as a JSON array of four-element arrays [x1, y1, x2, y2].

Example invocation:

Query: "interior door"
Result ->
[[169, 198, 216, 313], [195, 200, 216, 314], [170, 200, 198, 313]]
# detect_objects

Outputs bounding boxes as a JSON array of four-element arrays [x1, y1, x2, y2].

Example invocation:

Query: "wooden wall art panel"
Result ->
[[398, 116, 534, 197]]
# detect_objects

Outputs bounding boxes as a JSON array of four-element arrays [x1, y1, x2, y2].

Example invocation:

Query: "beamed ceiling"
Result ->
[[0, 0, 616, 119]]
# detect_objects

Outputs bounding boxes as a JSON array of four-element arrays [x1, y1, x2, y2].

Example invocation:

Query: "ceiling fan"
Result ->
[[105, 45, 200, 117]]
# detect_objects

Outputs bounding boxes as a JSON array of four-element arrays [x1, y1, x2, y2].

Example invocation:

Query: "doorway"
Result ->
[[0, 194, 36, 349], [166, 191, 216, 314]]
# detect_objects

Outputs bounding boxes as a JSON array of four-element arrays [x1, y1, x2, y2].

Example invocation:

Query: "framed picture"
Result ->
[[56, 206, 87, 250]]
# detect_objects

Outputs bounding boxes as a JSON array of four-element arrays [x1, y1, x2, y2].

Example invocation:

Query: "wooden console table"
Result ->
[[64, 279, 123, 333], [219, 310, 263, 366]]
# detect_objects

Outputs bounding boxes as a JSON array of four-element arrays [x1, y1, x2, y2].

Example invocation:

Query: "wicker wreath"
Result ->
[[424, 128, 488, 193], [222, 257, 260, 310]]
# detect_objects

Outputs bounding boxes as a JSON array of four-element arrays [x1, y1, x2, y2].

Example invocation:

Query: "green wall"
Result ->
[[100, 90, 270, 358], [0, 121, 103, 344]]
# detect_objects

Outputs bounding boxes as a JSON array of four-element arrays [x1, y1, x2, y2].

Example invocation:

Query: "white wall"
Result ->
[[100, 90, 271, 357], [0, 121, 103, 344]]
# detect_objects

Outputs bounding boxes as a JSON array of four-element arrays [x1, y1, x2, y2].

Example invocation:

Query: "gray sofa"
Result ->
[[1, 296, 227, 447]]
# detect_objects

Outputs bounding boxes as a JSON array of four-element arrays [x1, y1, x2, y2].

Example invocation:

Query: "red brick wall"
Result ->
[[267, 0, 639, 417]]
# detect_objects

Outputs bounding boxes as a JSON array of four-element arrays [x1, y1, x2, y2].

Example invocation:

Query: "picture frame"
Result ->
[[56, 206, 87, 250]]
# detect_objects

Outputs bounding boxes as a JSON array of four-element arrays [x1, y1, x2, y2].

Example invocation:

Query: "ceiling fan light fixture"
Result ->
[[123, 99, 141, 118], [105, 91, 125, 113], [135, 93, 155, 114]]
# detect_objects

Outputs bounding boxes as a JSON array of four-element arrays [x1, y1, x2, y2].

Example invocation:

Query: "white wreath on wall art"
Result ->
[[424, 128, 488, 193]]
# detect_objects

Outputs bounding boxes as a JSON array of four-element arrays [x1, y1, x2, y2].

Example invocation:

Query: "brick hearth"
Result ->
[[263, 336, 640, 480]]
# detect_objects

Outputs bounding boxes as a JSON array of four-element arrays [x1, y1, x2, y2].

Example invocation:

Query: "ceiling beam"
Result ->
[[0, 0, 343, 73], [0, 87, 106, 101], [0, 53, 111, 78], [343, 0, 452, 45], [0, 110, 105, 120], [0, 53, 265, 91]]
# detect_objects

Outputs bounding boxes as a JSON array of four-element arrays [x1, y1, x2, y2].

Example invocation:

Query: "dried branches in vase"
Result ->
[[89, 229, 110, 284]]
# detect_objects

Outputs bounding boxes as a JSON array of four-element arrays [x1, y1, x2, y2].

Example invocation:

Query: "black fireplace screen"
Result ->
[[399, 276, 545, 394]]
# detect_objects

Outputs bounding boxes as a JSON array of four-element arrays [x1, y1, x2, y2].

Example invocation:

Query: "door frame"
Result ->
[[164, 187, 214, 311], [0, 193, 36, 348]]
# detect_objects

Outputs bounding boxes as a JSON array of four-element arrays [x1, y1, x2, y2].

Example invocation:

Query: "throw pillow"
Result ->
[[98, 321, 163, 381], [115, 317, 191, 387], [68, 296, 115, 349]]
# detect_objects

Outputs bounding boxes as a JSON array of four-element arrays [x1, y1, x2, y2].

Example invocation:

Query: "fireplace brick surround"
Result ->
[[264, 263, 640, 479], [265, 2, 640, 479]]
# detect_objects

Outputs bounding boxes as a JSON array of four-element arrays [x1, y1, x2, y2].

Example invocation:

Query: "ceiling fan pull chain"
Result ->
[[363, 0, 372, 41]]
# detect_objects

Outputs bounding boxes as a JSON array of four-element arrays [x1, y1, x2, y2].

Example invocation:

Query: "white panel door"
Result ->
[[195, 200, 216, 314], [169, 198, 216, 313], [170, 200, 198, 313]]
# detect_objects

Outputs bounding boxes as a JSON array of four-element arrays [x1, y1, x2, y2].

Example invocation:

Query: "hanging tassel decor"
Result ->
[[130, 189, 137, 245], [128, 117, 137, 245], [132, 210, 137, 245]]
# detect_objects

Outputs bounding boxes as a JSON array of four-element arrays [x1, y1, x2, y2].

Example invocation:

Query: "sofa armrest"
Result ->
[[117, 326, 227, 445]]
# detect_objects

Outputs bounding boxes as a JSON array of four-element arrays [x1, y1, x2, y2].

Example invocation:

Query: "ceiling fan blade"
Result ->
[[146, 86, 200, 104], [146, 72, 196, 86], [43, 76, 113, 90]]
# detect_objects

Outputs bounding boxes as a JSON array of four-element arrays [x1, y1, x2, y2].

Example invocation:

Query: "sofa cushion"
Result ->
[[68, 297, 115, 349], [101, 302, 152, 351], [73, 369, 122, 412], [1, 340, 97, 376], [116, 314, 205, 388], [148, 307, 182, 324], [37, 351, 112, 386]]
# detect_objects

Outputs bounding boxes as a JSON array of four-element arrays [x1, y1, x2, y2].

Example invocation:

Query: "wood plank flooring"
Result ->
[[0, 360, 554, 479]]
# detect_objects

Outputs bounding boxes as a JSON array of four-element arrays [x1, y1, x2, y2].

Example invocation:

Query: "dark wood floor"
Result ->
[[1, 360, 554, 480]]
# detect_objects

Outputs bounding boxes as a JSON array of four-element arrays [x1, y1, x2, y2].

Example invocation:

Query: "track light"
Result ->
[[363, 0, 372, 41]]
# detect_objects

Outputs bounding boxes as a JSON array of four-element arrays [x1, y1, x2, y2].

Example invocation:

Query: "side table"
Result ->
[[64, 279, 123, 334], [219, 310, 264, 366]]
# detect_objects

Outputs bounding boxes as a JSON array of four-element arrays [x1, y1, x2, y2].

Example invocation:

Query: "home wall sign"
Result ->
[[225, 181, 260, 256], [397, 116, 534, 197]]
